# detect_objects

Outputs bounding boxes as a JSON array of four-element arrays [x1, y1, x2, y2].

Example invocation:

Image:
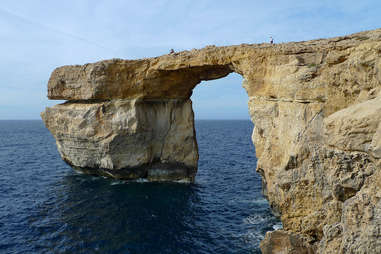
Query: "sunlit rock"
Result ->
[[42, 28, 381, 253]]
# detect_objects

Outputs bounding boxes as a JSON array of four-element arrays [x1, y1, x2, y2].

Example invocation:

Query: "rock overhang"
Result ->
[[47, 57, 236, 101]]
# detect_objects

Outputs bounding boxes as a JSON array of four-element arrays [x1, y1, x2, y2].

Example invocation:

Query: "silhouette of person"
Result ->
[[169, 48, 175, 54], [270, 37, 274, 44]]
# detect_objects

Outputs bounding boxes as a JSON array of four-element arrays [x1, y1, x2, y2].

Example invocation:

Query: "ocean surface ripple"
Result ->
[[0, 120, 280, 254]]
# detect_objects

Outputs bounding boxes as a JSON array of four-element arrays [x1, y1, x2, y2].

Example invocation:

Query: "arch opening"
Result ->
[[190, 72, 255, 181], [188, 73, 281, 251], [191, 72, 249, 120]]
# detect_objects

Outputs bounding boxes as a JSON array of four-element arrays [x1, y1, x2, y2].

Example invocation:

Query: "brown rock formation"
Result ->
[[42, 28, 381, 253], [260, 230, 315, 254], [41, 99, 198, 181]]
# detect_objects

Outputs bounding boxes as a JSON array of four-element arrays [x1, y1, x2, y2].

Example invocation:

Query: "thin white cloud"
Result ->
[[0, 6, 116, 52]]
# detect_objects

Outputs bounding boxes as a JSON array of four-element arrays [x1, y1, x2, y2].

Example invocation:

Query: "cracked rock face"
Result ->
[[42, 28, 381, 253], [42, 99, 198, 182]]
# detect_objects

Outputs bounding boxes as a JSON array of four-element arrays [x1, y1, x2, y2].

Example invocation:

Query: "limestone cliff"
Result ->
[[42, 28, 381, 253], [41, 99, 198, 181]]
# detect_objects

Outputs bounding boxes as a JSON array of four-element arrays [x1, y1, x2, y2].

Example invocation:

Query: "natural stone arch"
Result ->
[[42, 29, 381, 253], [45, 49, 256, 183]]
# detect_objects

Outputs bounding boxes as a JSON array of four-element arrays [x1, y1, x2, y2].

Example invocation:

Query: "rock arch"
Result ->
[[43, 47, 254, 182], [42, 29, 381, 253]]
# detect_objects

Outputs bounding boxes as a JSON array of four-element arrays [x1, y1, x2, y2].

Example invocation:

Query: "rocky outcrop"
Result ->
[[42, 28, 381, 253], [42, 99, 198, 181], [260, 230, 315, 254]]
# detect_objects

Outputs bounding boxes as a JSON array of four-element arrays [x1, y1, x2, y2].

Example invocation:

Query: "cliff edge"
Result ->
[[42, 28, 381, 253]]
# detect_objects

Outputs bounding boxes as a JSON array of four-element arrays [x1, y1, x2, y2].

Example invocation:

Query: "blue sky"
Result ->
[[0, 0, 380, 119]]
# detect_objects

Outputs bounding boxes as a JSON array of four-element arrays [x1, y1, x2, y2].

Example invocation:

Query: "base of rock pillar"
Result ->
[[66, 159, 197, 182], [146, 162, 197, 182], [42, 98, 199, 183]]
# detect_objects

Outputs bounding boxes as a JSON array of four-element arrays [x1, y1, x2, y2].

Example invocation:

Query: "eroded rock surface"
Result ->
[[42, 99, 198, 181], [42, 28, 381, 253], [260, 230, 315, 254]]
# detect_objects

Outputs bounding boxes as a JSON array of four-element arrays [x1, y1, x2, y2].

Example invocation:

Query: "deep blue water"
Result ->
[[0, 120, 280, 254]]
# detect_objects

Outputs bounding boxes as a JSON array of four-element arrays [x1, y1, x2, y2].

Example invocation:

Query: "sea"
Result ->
[[0, 120, 280, 254]]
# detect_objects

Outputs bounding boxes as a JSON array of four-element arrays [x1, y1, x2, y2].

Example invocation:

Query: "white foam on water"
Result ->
[[250, 198, 268, 205], [243, 214, 268, 225], [174, 179, 191, 184], [134, 178, 148, 183], [272, 222, 283, 230], [229, 198, 269, 205], [110, 180, 125, 185]]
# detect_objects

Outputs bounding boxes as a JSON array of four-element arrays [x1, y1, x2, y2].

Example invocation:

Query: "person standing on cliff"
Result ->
[[270, 37, 274, 44]]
